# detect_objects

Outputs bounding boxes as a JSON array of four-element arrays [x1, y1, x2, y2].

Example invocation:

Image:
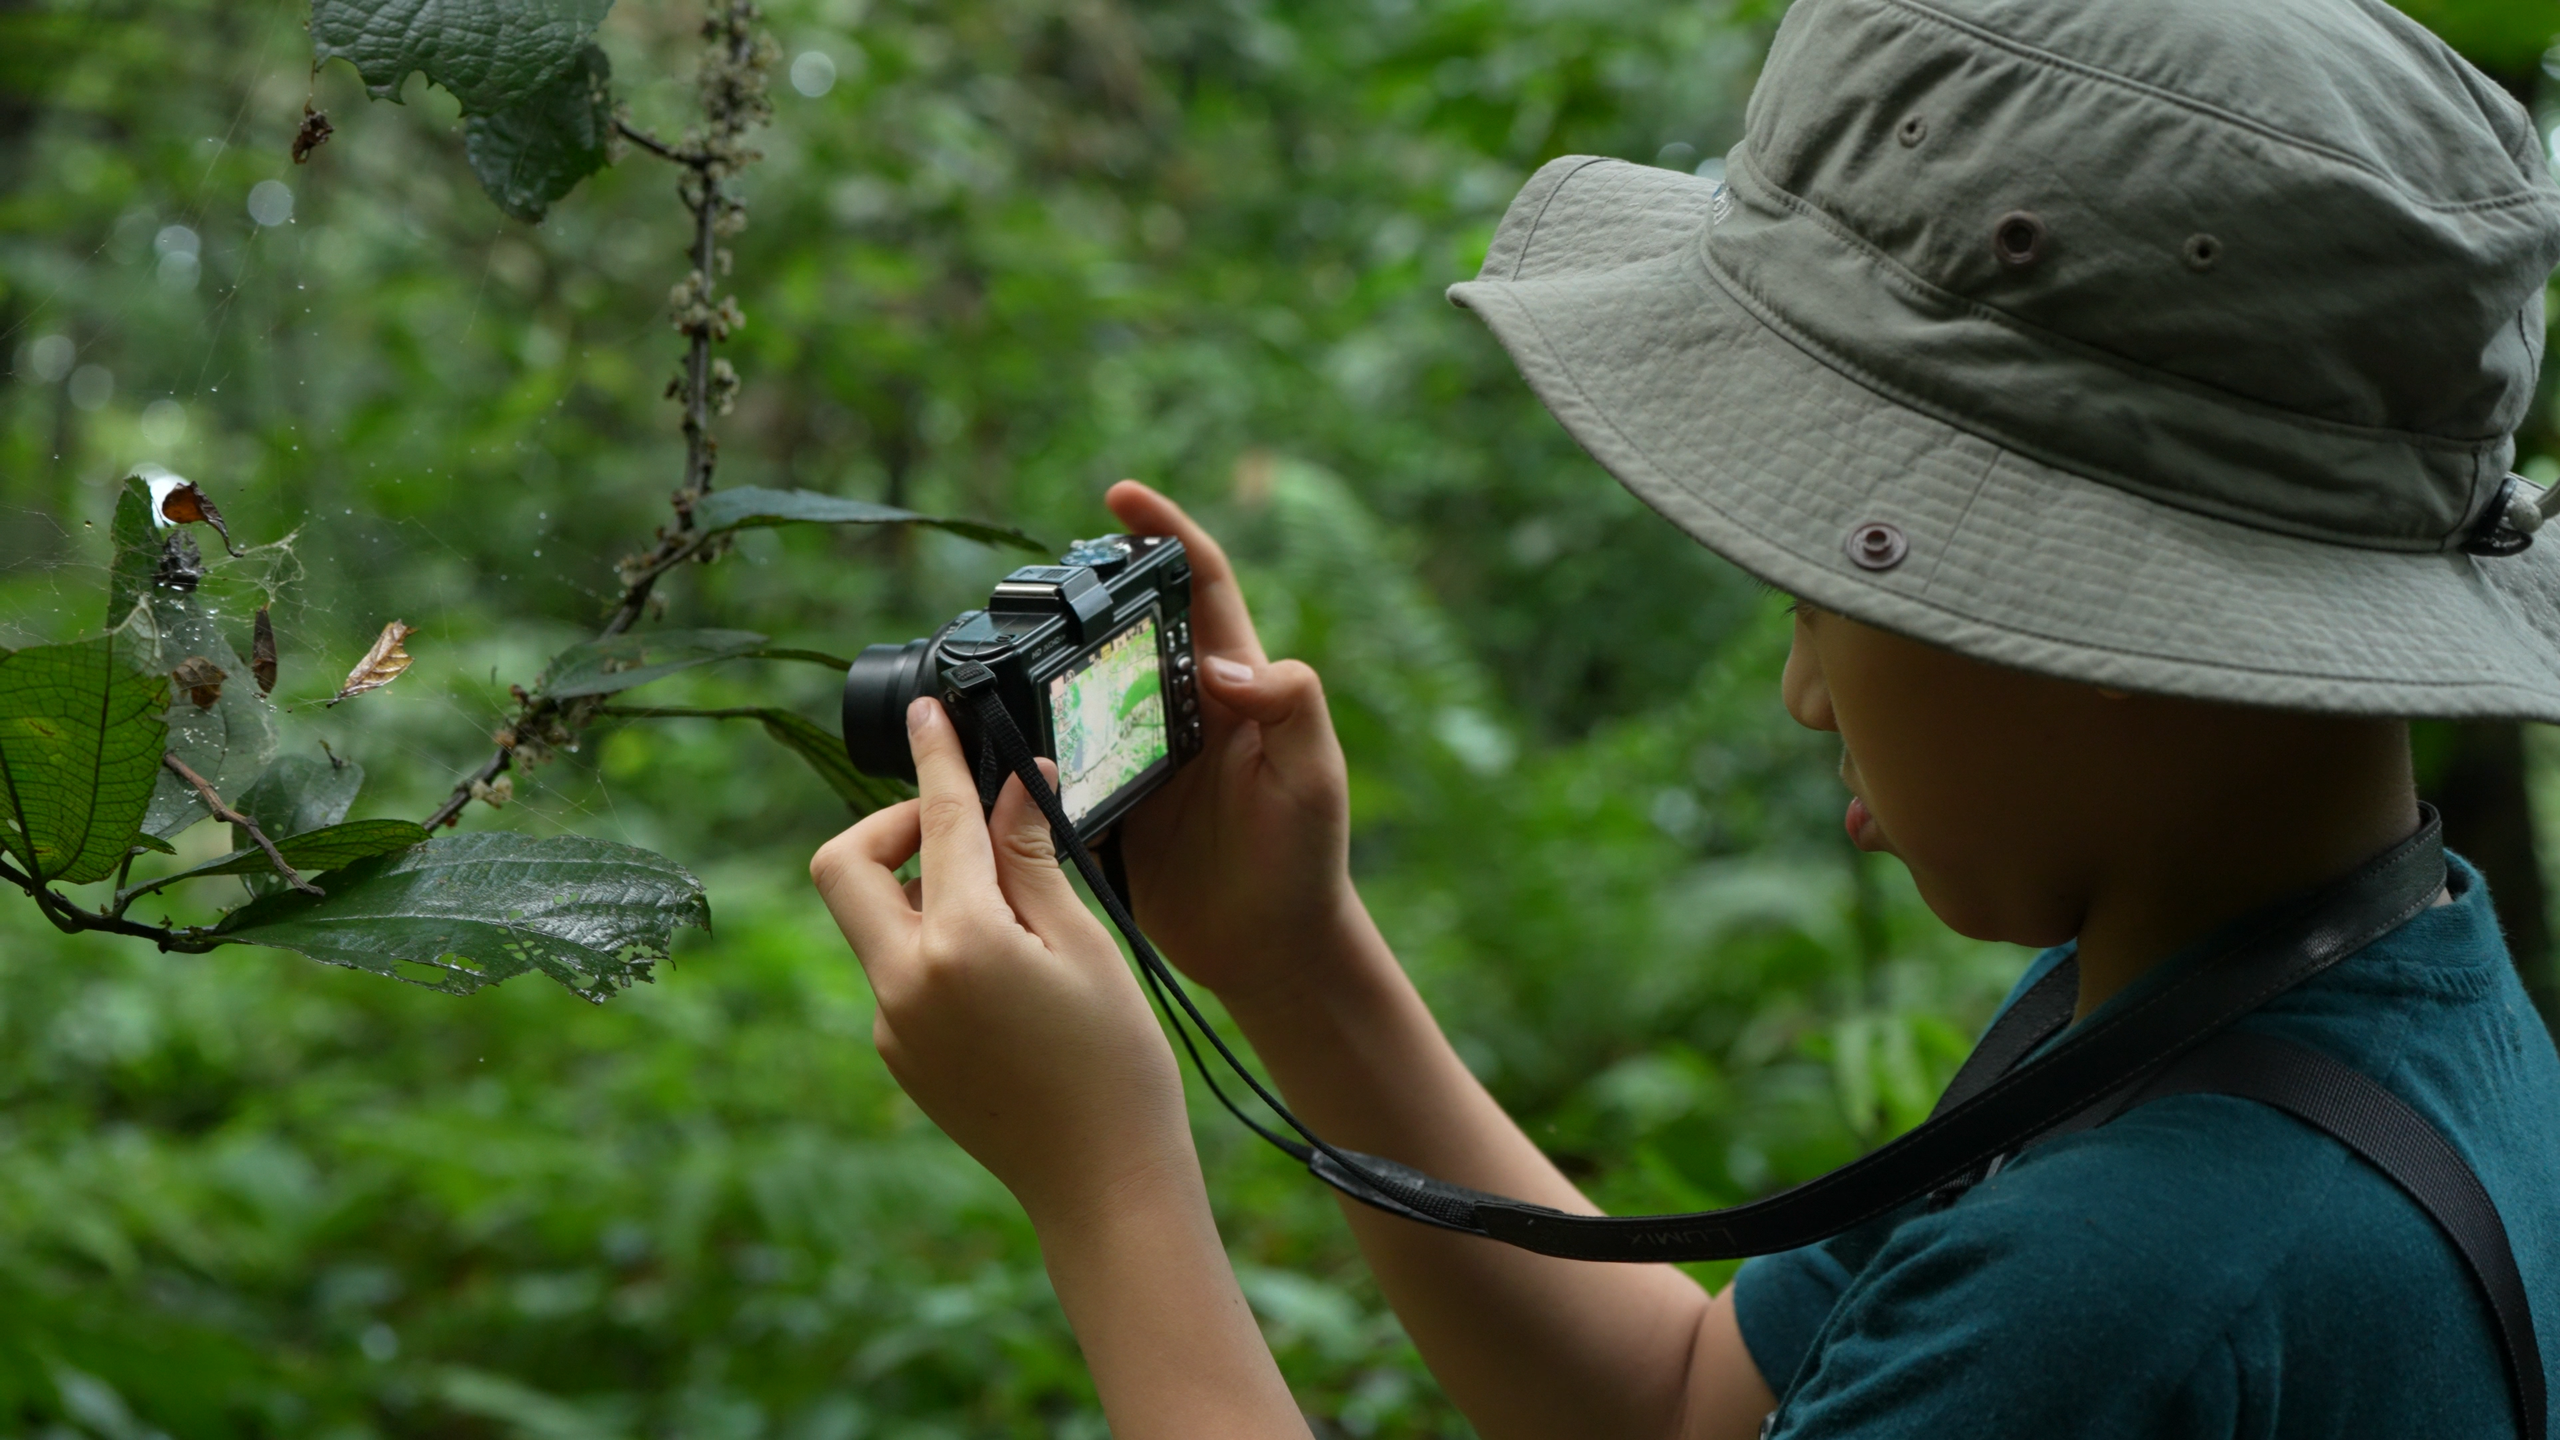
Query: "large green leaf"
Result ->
[[609, 705, 913, 815], [309, 0, 614, 112], [535, 628, 771, 699], [132, 820, 430, 895], [0, 638, 168, 885], [215, 832, 708, 1001], [127, 591, 279, 838], [464, 41, 613, 223], [692, 487, 1046, 553]]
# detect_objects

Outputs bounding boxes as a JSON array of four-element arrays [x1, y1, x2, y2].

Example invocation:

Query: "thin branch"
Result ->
[[1, 852, 221, 952], [163, 754, 322, 897], [614, 117, 708, 167]]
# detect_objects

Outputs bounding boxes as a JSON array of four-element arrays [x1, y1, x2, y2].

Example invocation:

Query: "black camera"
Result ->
[[841, 535, 1206, 840]]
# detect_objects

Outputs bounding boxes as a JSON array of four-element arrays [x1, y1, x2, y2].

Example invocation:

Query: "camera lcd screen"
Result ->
[[1046, 614, 1170, 825]]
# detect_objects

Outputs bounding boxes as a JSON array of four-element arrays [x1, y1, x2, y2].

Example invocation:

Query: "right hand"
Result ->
[[1104, 480, 1360, 1008]]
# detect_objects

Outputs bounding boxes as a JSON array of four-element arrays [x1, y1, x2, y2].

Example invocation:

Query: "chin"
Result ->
[[1909, 873, 2077, 950]]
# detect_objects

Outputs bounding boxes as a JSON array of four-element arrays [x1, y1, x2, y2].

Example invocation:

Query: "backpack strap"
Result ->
[[2122, 1031, 2546, 1440]]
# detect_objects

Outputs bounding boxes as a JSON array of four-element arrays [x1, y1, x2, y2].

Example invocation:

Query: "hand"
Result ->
[[1104, 480, 1361, 1008], [810, 695, 1192, 1224]]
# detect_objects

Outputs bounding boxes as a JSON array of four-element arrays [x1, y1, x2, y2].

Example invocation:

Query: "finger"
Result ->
[[809, 799, 925, 972], [1105, 480, 1267, 666], [905, 695, 1003, 909], [986, 758, 1092, 937], [1197, 655, 1341, 778]]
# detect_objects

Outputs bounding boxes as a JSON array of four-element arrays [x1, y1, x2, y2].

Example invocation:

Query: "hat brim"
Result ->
[[1449, 157, 2560, 721]]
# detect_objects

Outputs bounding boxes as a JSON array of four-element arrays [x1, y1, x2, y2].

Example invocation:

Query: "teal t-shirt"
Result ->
[[1735, 853, 2560, 1437]]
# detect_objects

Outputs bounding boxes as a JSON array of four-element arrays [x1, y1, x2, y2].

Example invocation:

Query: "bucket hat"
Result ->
[[1451, 0, 2560, 719]]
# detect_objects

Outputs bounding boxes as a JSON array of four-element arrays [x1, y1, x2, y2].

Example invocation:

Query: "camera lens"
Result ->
[[842, 637, 934, 782]]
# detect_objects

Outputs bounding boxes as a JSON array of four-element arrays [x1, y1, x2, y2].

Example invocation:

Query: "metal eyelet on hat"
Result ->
[[2182, 234, 2222, 272], [1846, 521, 1909, 571], [1992, 211, 2046, 269], [1897, 114, 1928, 147]]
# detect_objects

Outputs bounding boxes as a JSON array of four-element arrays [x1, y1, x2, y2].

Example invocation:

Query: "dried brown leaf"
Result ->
[[251, 606, 278, 696], [328, 621, 416, 707], [170, 655, 226, 709], [158, 482, 241, 557], [292, 105, 333, 165]]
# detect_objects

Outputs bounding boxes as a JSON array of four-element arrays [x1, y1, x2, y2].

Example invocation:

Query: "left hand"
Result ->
[[810, 695, 1193, 1225]]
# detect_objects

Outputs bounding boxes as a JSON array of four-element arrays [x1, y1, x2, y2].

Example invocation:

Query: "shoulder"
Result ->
[[1769, 1093, 2498, 1438]]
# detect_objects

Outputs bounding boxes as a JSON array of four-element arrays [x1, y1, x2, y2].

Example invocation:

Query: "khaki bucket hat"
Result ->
[[1451, 0, 2560, 720]]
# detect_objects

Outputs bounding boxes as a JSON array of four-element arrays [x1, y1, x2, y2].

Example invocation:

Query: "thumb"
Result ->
[[987, 759, 1091, 939], [1199, 655, 1341, 776]]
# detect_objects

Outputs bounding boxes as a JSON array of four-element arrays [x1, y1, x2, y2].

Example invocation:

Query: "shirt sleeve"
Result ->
[[1733, 1245, 1859, 1395]]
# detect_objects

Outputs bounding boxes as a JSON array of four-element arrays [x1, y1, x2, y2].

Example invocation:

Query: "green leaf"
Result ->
[[0, 637, 168, 885], [535, 628, 770, 699], [139, 820, 431, 892], [754, 709, 915, 815], [604, 705, 913, 814], [129, 832, 177, 855], [125, 591, 280, 838], [692, 486, 1047, 553], [106, 475, 162, 628], [215, 832, 707, 1001], [309, 0, 614, 112], [463, 42, 613, 224], [233, 753, 366, 845]]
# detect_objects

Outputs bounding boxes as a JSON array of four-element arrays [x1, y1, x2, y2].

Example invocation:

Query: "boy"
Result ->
[[809, 0, 2560, 1433]]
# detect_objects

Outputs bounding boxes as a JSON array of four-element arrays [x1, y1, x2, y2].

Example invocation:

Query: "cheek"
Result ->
[[1834, 701, 2085, 948]]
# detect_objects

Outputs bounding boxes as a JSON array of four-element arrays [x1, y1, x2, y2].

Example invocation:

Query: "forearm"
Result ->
[[1031, 1150, 1311, 1440], [1213, 887, 1736, 1439]]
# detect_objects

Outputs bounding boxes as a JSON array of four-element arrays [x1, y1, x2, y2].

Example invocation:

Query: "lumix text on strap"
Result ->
[[939, 663, 2543, 1437]]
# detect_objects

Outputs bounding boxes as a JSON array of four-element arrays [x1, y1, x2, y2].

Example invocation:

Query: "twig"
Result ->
[[614, 117, 707, 167], [163, 754, 323, 897], [0, 853, 223, 952]]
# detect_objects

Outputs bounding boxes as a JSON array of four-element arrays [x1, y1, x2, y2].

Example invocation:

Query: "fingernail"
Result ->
[[907, 696, 939, 733], [1205, 655, 1253, 685]]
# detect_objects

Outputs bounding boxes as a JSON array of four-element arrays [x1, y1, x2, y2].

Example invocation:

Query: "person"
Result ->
[[807, 0, 2560, 1433]]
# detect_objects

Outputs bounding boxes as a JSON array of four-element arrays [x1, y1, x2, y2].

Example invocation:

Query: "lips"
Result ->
[[1845, 795, 1882, 851]]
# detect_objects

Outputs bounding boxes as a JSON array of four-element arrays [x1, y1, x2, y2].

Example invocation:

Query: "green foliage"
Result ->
[[0, 637, 167, 885], [235, 753, 369, 846], [310, 0, 616, 111], [125, 818, 430, 897], [693, 485, 1048, 552], [604, 704, 916, 814], [8, 0, 2555, 1431], [463, 42, 617, 224], [216, 831, 710, 999], [535, 627, 776, 699]]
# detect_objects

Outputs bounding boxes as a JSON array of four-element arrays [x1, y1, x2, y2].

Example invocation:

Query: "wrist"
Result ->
[[1212, 882, 1404, 1040], [1020, 1136, 1212, 1251]]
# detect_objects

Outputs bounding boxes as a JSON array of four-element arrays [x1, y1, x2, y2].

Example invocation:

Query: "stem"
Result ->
[[614, 118, 703, 165], [163, 753, 322, 897], [421, 2, 772, 832], [1, 854, 222, 952]]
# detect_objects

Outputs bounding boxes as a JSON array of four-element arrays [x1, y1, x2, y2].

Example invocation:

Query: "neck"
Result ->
[[2068, 715, 2419, 1019]]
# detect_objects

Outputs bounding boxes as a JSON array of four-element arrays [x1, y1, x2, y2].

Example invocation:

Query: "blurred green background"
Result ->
[[2, 0, 2557, 1434]]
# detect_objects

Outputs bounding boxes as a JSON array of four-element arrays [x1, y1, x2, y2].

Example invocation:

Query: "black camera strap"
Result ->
[[944, 667, 2539, 1437]]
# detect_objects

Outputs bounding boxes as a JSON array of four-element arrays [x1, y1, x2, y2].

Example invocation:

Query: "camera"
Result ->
[[841, 535, 1206, 841]]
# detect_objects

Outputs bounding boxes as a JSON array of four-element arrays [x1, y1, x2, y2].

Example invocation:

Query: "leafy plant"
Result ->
[[0, 0, 1040, 997]]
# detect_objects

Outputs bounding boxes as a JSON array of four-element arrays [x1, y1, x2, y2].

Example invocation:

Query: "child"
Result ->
[[809, 0, 2560, 1433]]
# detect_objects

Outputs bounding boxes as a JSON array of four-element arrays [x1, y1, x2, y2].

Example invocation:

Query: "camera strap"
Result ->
[[944, 666, 2539, 1438]]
